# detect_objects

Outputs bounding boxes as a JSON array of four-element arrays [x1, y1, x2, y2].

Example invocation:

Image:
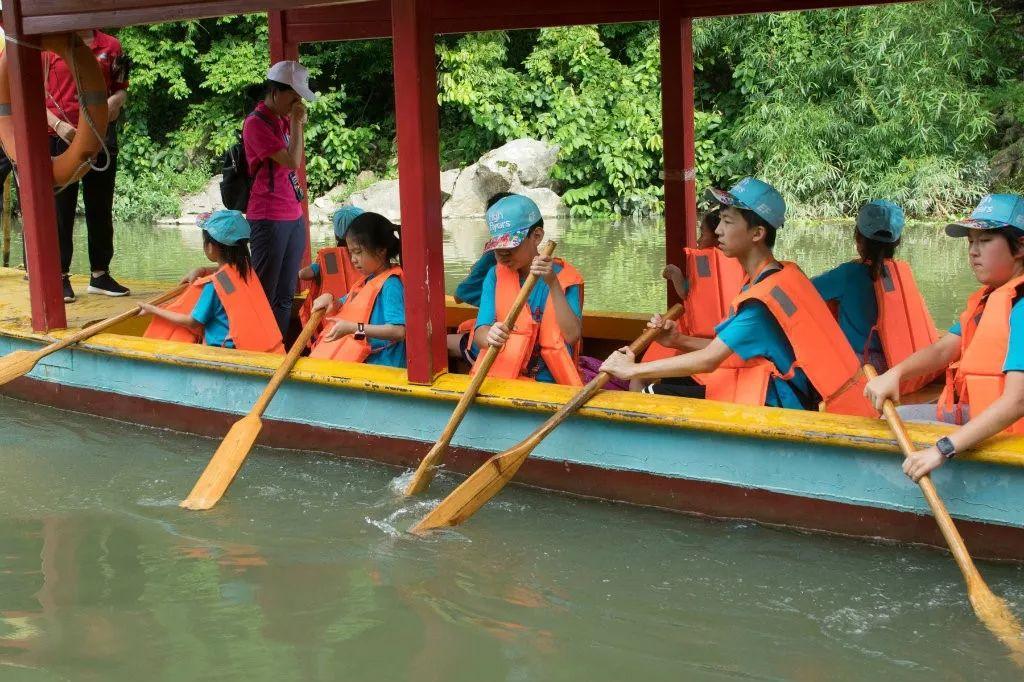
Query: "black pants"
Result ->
[[644, 376, 707, 399], [51, 136, 117, 274]]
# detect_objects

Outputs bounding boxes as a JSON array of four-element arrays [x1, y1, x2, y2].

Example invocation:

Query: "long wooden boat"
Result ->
[[3, 266, 1024, 560]]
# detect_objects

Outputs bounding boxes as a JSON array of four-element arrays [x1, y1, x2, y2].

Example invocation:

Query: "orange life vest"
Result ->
[[938, 274, 1024, 434], [471, 259, 584, 386], [298, 247, 361, 328], [870, 259, 941, 394], [309, 266, 403, 363], [695, 262, 878, 417], [644, 247, 746, 362], [144, 265, 284, 354]]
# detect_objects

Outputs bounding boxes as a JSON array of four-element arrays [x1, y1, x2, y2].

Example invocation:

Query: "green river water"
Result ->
[[2, 218, 1023, 680]]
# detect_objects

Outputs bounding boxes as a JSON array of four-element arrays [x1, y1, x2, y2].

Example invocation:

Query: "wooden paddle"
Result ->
[[0, 283, 187, 387], [410, 304, 682, 534], [404, 241, 559, 496], [180, 306, 326, 511], [863, 365, 1024, 660]]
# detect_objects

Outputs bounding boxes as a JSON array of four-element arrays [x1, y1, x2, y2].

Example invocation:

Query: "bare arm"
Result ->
[[601, 337, 734, 381], [298, 265, 318, 281], [107, 89, 127, 121], [266, 101, 306, 170], [865, 333, 960, 409], [534, 255, 582, 345], [321, 319, 405, 343], [137, 302, 203, 333]]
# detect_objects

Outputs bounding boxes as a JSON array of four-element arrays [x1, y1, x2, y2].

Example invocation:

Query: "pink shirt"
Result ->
[[242, 102, 302, 221]]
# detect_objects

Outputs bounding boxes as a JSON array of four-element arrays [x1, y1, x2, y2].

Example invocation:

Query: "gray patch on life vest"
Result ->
[[696, 255, 711, 278], [0, 104, 10, 116], [215, 270, 235, 295], [324, 252, 339, 275], [880, 264, 895, 293], [769, 286, 797, 317], [79, 91, 107, 107]]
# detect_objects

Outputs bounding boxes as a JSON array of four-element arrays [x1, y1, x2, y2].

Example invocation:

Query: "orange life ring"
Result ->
[[0, 32, 109, 187]]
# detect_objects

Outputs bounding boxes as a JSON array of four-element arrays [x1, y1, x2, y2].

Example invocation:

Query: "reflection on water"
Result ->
[[1, 397, 1023, 681], [7, 216, 974, 327]]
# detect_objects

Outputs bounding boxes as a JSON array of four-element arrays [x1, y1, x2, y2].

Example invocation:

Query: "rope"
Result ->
[[53, 33, 111, 195], [3, 34, 45, 51]]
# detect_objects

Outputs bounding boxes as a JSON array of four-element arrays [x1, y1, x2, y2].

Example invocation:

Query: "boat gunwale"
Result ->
[[7, 323, 1024, 470]]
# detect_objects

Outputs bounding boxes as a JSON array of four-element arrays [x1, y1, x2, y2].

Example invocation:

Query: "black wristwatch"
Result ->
[[353, 322, 366, 341], [936, 436, 957, 459]]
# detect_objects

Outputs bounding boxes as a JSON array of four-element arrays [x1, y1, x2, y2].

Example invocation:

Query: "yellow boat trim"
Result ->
[[5, 323, 1024, 469]]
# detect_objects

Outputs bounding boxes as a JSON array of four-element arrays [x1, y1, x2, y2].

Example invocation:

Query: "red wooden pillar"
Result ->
[[269, 10, 312, 278], [659, 5, 698, 304], [391, 0, 447, 384], [5, 25, 67, 330]]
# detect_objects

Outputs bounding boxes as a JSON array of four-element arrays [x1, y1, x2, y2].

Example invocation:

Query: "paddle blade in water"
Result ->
[[0, 349, 42, 387], [410, 442, 533, 534], [969, 581, 1024, 665], [180, 414, 264, 510]]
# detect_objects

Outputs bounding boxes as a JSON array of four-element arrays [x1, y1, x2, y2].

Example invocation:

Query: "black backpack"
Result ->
[[220, 110, 276, 211]]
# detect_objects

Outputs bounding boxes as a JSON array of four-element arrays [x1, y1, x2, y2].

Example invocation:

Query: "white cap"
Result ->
[[266, 60, 317, 102]]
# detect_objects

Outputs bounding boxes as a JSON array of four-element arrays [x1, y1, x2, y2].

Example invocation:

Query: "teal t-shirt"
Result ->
[[475, 263, 583, 383], [811, 261, 881, 356], [714, 269, 818, 410], [190, 282, 234, 348], [949, 297, 1024, 372], [338, 272, 406, 368]]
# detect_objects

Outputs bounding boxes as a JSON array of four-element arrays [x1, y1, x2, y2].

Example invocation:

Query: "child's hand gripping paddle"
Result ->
[[863, 365, 1024, 664], [0, 283, 187, 387], [180, 307, 326, 511], [404, 241, 559, 496], [410, 304, 682, 534]]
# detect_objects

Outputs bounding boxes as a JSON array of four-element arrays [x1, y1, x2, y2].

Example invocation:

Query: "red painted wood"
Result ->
[[390, 0, 447, 384], [19, 0, 912, 35], [4, 23, 67, 331], [7, 374, 1024, 563], [659, 4, 690, 305]]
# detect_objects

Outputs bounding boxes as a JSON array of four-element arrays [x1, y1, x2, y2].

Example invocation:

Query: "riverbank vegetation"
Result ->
[[114, 0, 1023, 221]]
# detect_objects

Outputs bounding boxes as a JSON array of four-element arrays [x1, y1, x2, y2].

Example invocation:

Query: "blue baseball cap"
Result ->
[[198, 210, 250, 245], [946, 194, 1024, 237], [483, 194, 542, 252], [857, 200, 904, 243], [332, 205, 365, 240], [705, 177, 786, 229]]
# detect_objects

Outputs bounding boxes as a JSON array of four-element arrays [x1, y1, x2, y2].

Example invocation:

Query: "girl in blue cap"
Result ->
[[141, 210, 284, 353], [296, 205, 364, 329], [812, 200, 938, 384], [309, 212, 406, 368], [602, 177, 876, 417], [866, 193, 1024, 482]]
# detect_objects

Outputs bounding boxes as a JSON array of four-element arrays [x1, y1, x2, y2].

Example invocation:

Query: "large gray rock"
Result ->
[[441, 163, 510, 218], [331, 169, 460, 223], [159, 175, 224, 224], [478, 138, 560, 190], [520, 187, 568, 218]]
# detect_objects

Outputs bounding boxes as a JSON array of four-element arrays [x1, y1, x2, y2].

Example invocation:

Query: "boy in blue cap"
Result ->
[[472, 194, 585, 385], [141, 210, 284, 353], [866, 194, 1024, 482], [812, 200, 938, 384], [602, 177, 876, 417]]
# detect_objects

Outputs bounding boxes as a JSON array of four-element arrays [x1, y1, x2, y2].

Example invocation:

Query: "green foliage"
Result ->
[[110, 1, 1022, 222]]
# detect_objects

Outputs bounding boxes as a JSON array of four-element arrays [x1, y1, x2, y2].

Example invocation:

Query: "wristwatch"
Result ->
[[936, 436, 957, 459], [353, 322, 366, 341]]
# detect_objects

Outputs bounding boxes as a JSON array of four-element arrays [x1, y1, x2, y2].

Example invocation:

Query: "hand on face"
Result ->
[[291, 99, 308, 126]]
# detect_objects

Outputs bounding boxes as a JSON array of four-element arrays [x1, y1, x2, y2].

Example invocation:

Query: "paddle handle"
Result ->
[[405, 242, 558, 494], [44, 283, 188, 353], [251, 307, 325, 416], [862, 365, 985, 586], [524, 303, 684, 446]]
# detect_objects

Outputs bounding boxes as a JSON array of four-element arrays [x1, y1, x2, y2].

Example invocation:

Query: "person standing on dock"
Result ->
[[600, 177, 876, 417], [865, 194, 1024, 481], [44, 29, 130, 303], [242, 60, 316, 337]]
